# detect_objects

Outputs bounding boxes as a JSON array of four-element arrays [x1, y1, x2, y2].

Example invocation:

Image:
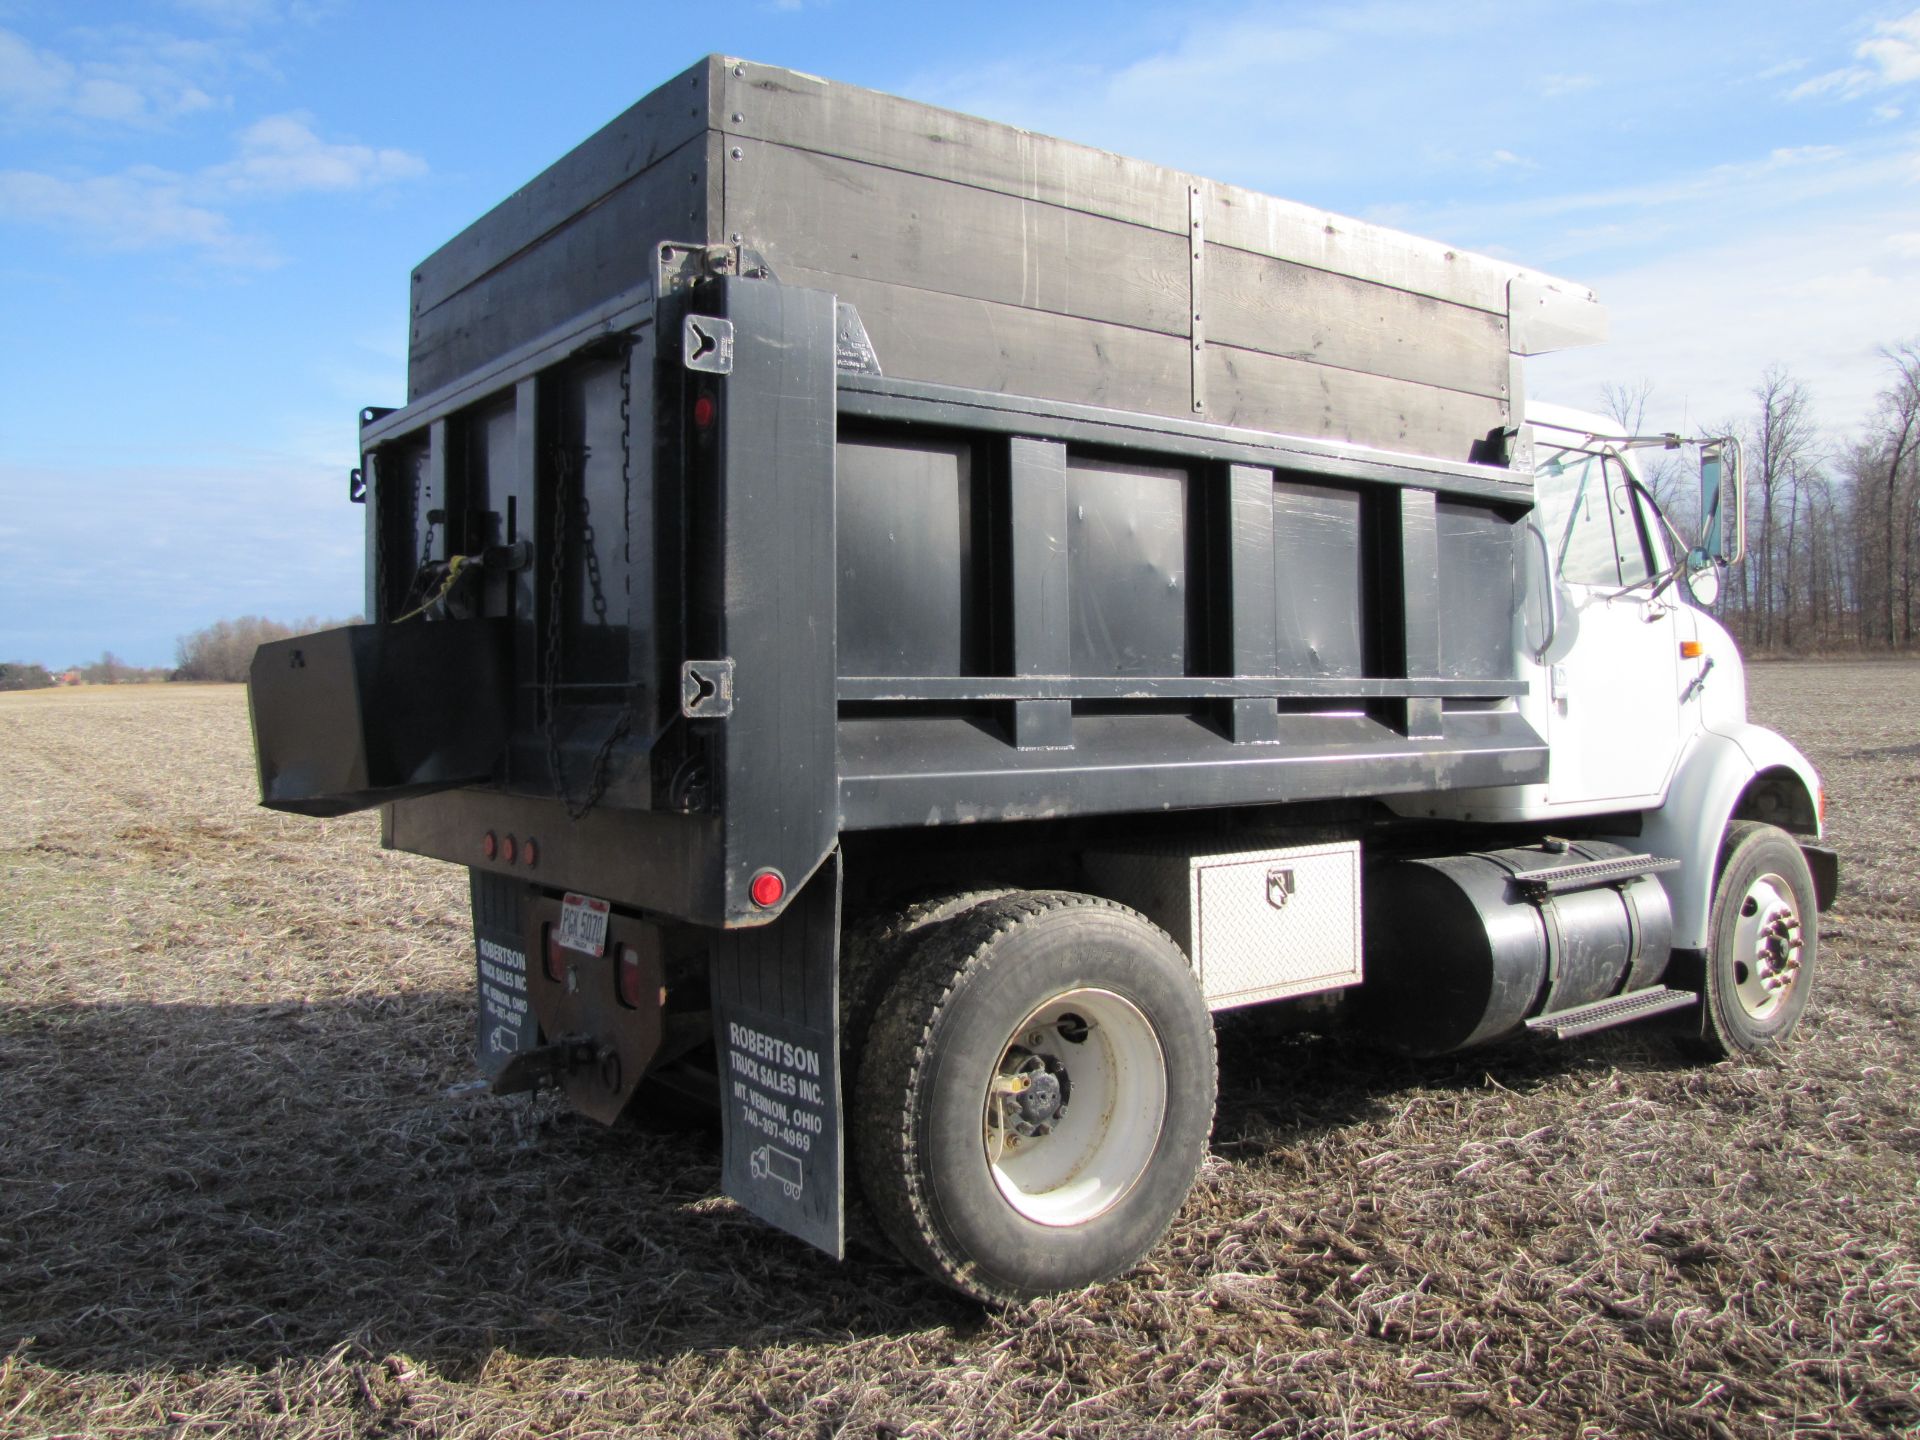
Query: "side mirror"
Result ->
[[1693, 438, 1745, 568], [1684, 564, 1720, 608]]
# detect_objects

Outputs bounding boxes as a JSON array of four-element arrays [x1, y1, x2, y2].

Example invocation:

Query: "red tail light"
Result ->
[[616, 944, 644, 1008]]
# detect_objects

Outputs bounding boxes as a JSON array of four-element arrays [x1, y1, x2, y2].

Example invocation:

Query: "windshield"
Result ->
[[1533, 446, 1659, 587]]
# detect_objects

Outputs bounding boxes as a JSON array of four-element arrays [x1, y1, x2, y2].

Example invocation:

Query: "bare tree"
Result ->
[[1867, 344, 1920, 647], [1600, 378, 1692, 522], [1742, 368, 1818, 650], [174, 617, 356, 683]]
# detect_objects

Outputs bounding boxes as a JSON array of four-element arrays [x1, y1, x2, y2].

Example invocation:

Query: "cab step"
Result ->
[[1526, 985, 1698, 1040], [1510, 853, 1680, 900]]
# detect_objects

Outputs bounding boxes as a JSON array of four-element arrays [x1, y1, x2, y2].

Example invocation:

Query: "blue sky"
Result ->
[[4, 1, 1919, 667]]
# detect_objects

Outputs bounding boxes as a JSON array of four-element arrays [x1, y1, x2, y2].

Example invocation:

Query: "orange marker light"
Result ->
[[1680, 640, 1704, 659]]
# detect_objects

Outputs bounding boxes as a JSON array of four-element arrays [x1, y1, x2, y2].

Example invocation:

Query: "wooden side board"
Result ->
[[411, 130, 720, 398], [406, 56, 1598, 459]]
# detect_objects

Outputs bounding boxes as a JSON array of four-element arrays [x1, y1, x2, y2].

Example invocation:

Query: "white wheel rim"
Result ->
[[982, 988, 1166, 1227], [1730, 871, 1804, 1022]]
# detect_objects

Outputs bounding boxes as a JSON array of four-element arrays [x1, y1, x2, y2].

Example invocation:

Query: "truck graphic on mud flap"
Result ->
[[750, 1144, 804, 1199]]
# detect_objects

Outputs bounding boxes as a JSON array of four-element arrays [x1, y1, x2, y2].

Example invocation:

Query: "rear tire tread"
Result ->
[[852, 891, 1214, 1303]]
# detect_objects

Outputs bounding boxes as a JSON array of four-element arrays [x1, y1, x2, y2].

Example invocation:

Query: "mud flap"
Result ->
[[471, 868, 538, 1076], [709, 850, 843, 1258]]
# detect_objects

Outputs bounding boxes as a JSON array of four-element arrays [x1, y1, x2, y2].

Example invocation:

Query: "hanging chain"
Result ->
[[542, 342, 638, 821], [371, 452, 388, 619], [417, 488, 437, 575], [392, 462, 440, 618]]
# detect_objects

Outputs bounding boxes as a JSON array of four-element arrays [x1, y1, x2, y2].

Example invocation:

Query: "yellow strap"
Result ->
[[392, 554, 470, 623]]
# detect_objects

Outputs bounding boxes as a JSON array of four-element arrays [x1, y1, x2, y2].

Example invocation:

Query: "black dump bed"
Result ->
[[251, 57, 1604, 927]]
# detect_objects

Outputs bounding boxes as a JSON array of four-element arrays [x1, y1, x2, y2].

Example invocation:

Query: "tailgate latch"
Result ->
[[681, 659, 735, 719]]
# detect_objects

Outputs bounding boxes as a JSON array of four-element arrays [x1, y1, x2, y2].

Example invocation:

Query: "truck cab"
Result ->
[[1399, 404, 1830, 944]]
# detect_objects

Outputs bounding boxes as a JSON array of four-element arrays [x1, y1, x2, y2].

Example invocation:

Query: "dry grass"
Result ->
[[1, 671, 1916, 1438]]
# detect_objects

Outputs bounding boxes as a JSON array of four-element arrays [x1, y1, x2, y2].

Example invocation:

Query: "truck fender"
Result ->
[[1599, 724, 1823, 952]]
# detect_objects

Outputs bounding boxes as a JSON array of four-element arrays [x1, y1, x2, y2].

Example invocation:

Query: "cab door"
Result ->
[[1532, 446, 1682, 809]]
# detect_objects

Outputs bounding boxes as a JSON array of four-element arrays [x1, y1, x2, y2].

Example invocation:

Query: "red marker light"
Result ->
[[692, 393, 716, 429], [481, 831, 498, 861], [523, 837, 538, 869], [749, 869, 785, 908], [501, 833, 518, 865]]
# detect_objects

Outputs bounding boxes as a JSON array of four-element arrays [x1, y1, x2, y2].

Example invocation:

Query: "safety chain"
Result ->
[[541, 342, 639, 821], [393, 462, 439, 618], [371, 452, 388, 618]]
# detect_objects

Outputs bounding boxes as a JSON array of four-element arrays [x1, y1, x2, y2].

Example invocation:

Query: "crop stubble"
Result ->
[[0, 667, 1915, 1438]]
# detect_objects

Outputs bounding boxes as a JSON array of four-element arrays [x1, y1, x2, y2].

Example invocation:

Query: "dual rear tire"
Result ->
[[850, 892, 1215, 1303]]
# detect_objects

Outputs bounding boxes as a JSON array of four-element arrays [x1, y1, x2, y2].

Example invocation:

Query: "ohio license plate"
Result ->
[[557, 892, 610, 957]]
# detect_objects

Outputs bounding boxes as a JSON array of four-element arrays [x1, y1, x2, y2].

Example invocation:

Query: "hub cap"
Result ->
[[1731, 872, 1804, 1022], [983, 988, 1166, 1227]]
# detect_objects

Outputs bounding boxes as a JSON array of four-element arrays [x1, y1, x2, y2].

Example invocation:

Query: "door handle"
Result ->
[[1526, 522, 1559, 660]]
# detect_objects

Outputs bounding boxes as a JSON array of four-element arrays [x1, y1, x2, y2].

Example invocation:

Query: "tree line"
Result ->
[[172, 616, 356, 682], [1, 616, 356, 688], [1662, 345, 1920, 653]]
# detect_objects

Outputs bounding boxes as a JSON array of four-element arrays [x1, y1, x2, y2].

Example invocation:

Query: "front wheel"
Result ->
[[851, 892, 1215, 1302], [1685, 821, 1819, 1059]]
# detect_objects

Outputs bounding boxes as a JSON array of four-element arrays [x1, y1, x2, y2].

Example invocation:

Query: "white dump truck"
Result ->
[[250, 56, 1835, 1302]]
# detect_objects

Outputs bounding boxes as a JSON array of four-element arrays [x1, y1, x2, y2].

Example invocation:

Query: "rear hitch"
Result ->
[[489, 1035, 606, 1095]]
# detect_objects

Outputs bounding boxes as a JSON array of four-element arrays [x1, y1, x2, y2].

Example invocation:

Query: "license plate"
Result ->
[[557, 892, 611, 957]]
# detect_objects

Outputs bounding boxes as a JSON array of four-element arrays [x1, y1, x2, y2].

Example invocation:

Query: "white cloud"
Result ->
[[170, 0, 339, 29], [1396, 135, 1907, 264], [0, 166, 267, 264], [0, 24, 227, 127], [0, 28, 75, 109], [1538, 73, 1596, 99], [1, 113, 425, 263], [1789, 9, 1920, 101], [1529, 210, 1920, 437], [174, 0, 284, 24], [208, 112, 427, 193]]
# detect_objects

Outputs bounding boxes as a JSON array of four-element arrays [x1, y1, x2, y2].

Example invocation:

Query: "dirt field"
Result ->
[[2, 668, 1916, 1439]]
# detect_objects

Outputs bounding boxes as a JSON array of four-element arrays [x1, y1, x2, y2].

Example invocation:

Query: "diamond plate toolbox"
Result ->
[[1083, 841, 1362, 1010]]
